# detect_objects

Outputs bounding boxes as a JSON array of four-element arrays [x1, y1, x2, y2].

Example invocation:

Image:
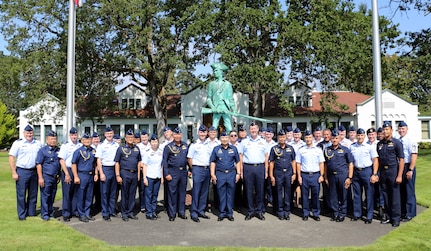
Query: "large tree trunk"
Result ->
[[252, 83, 263, 126]]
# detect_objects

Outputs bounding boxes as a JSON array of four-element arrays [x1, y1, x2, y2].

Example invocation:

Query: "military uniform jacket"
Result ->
[[114, 144, 141, 170], [324, 145, 354, 173], [269, 144, 296, 170], [162, 141, 189, 177], [377, 137, 404, 166], [36, 145, 61, 176], [71, 146, 96, 172], [210, 144, 240, 172]]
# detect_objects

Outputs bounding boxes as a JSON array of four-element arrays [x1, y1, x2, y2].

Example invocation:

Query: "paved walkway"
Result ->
[[60, 201, 424, 248]]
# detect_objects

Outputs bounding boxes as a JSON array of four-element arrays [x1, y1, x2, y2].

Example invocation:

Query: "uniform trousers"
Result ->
[[16, 168, 38, 219], [100, 166, 117, 217], [380, 166, 401, 223], [401, 164, 416, 218], [139, 171, 146, 211], [40, 173, 58, 220], [120, 169, 138, 217], [76, 172, 94, 217], [243, 163, 265, 215], [327, 171, 348, 218], [166, 168, 187, 218], [62, 167, 78, 218], [145, 177, 161, 217], [352, 167, 374, 220], [216, 170, 236, 218], [301, 172, 321, 217], [274, 169, 292, 218], [191, 165, 210, 218]]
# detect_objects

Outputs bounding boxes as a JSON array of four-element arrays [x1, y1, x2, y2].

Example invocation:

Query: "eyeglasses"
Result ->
[[230, 134, 238, 137]]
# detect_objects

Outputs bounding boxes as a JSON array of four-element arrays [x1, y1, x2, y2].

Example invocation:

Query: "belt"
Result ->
[[194, 165, 209, 169], [122, 169, 137, 173], [17, 167, 36, 171], [244, 163, 264, 166], [381, 165, 390, 170], [169, 166, 186, 171], [79, 171, 94, 175], [102, 165, 115, 168], [329, 171, 346, 175], [302, 171, 320, 175], [355, 166, 371, 171], [275, 168, 290, 172], [44, 173, 59, 178], [217, 169, 235, 174]]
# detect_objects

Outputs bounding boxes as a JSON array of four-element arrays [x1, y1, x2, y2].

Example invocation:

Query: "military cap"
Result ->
[[150, 134, 158, 141], [220, 131, 228, 137], [398, 121, 408, 127], [331, 129, 339, 137], [314, 126, 322, 132], [356, 128, 366, 135], [285, 126, 293, 132], [163, 126, 172, 132], [134, 132, 141, 139], [82, 132, 91, 139], [105, 127, 113, 132], [338, 125, 346, 131], [238, 125, 246, 132], [24, 125, 34, 132], [198, 125, 207, 132], [69, 127, 78, 134], [92, 132, 99, 138], [293, 127, 301, 133], [173, 127, 182, 134], [208, 126, 217, 131], [259, 127, 266, 133], [250, 121, 257, 127], [349, 126, 356, 132], [141, 130, 148, 135], [304, 130, 312, 136], [211, 62, 229, 72], [377, 127, 383, 133], [382, 121, 392, 128], [366, 128, 376, 134], [113, 134, 120, 140], [47, 130, 57, 137], [266, 127, 274, 133], [126, 129, 134, 136], [278, 129, 286, 135]]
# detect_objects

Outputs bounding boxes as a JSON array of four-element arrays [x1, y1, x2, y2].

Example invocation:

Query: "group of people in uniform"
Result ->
[[8, 120, 417, 227]]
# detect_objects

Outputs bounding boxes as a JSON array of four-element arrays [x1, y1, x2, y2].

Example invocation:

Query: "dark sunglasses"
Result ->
[[230, 134, 238, 137]]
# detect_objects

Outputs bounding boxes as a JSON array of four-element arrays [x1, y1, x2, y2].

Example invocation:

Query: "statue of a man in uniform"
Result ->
[[206, 62, 236, 133]]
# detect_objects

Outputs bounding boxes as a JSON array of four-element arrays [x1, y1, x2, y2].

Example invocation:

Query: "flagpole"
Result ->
[[66, 0, 76, 136], [372, 0, 383, 128]]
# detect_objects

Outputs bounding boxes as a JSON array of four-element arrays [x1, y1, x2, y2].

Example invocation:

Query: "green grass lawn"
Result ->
[[1, 150, 430, 250]]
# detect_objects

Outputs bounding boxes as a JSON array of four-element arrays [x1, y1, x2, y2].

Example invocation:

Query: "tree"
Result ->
[[0, 100, 16, 148], [0, 52, 25, 116]]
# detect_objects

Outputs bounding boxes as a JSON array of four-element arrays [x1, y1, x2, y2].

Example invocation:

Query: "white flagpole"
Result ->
[[66, 0, 76, 135], [372, 0, 383, 128]]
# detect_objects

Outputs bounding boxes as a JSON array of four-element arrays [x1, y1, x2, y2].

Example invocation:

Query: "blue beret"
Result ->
[[113, 134, 120, 139], [349, 126, 356, 132], [69, 127, 78, 134], [238, 125, 245, 131], [208, 126, 216, 131], [220, 131, 228, 137], [173, 127, 182, 134], [314, 126, 322, 132], [285, 126, 293, 132], [266, 127, 274, 133], [210, 62, 229, 72], [366, 128, 376, 134], [82, 132, 91, 139], [47, 130, 57, 137], [134, 133, 141, 139], [24, 125, 34, 132], [198, 125, 207, 132], [150, 134, 158, 140], [141, 130, 148, 135], [377, 127, 383, 133], [92, 132, 99, 137], [304, 130, 312, 136], [126, 129, 134, 135], [338, 125, 346, 131], [382, 121, 392, 128], [105, 127, 113, 132], [293, 127, 301, 133], [398, 121, 408, 127], [277, 129, 286, 135], [163, 126, 171, 132], [331, 129, 339, 137], [357, 128, 366, 134]]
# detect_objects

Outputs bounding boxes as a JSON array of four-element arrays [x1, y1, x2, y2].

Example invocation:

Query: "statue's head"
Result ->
[[211, 62, 229, 79]]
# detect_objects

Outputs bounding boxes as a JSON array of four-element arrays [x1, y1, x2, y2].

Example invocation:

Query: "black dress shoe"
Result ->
[[198, 214, 210, 219], [256, 214, 265, 221], [285, 215, 290, 220], [122, 217, 129, 222], [330, 217, 337, 221], [103, 216, 111, 222], [403, 217, 412, 222], [312, 216, 320, 221], [227, 216, 234, 221], [63, 217, 70, 222], [217, 217, 224, 221], [128, 215, 138, 220], [302, 216, 308, 221], [86, 216, 95, 221], [169, 217, 175, 221], [351, 217, 359, 221], [278, 216, 285, 220], [153, 214, 159, 219], [336, 217, 344, 222], [110, 213, 119, 218], [245, 214, 253, 221], [392, 221, 400, 227], [146, 215, 157, 220], [178, 214, 187, 220], [79, 217, 89, 223], [364, 219, 372, 224], [381, 219, 391, 224], [140, 208, 147, 213], [191, 217, 200, 222]]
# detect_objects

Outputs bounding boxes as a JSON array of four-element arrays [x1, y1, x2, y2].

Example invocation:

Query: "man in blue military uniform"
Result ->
[[58, 127, 81, 222], [296, 130, 325, 221], [163, 127, 189, 221], [36, 130, 61, 221], [137, 130, 150, 214], [9, 125, 42, 220], [377, 121, 405, 227], [238, 122, 269, 221], [188, 125, 212, 222], [210, 131, 240, 221], [350, 128, 379, 224], [71, 133, 97, 223], [324, 130, 354, 222], [115, 129, 141, 221], [397, 121, 418, 221], [269, 129, 296, 220], [96, 127, 120, 222]]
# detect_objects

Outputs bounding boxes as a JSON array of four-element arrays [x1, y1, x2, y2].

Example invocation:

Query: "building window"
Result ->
[[121, 99, 127, 109], [56, 125, 64, 143], [34, 125, 41, 140], [187, 125, 193, 142], [153, 124, 158, 135], [421, 121, 430, 139], [97, 125, 106, 141], [282, 122, 292, 131], [139, 124, 149, 133], [296, 122, 307, 132], [111, 125, 120, 136], [136, 99, 142, 109], [44, 125, 52, 136], [295, 96, 302, 106], [128, 99, 135, 109], [311, 123, 321, 132], [125, 124, 134, 134]]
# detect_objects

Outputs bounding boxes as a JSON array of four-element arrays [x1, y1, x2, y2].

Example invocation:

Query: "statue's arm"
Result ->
[[206, 83, 216, 110]]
